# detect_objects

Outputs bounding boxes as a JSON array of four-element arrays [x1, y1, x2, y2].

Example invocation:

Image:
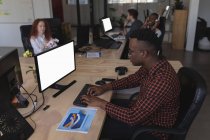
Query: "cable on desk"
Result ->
[[18, 84, 36, 117], [29, 116, 36, 130], [21, 84, 38, 102], [24, 91, 45, 119], [18, 83, 45, 118]]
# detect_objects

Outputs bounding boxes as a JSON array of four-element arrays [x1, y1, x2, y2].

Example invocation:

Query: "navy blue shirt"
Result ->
[[126, 20, 143, 39]]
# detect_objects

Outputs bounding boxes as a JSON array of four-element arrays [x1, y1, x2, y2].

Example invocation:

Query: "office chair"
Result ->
[[42, 18, 65, 45], [130, 67, 207, 140], [157, 17, 166, 56], [77, 25, 90, 47], [120, 39, 129, 59], [20, 25, 34, 54]]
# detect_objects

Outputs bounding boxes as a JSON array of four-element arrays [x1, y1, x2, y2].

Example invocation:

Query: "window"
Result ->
[[108, 0, 158, 4], [67, 0, 88, 5]]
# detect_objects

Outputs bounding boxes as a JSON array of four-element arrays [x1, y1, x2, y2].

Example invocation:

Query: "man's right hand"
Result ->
[[87, 85, 105, 96], [87, 83, 112, 96]]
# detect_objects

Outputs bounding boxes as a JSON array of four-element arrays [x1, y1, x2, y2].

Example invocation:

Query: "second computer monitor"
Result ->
[[101, 17, 113, 33], [34, 41, 76, 92]]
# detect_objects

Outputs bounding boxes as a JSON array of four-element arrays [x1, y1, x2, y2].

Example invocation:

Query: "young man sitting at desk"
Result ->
[[123, 9, 143, 39], [81, 29, 180, 140]]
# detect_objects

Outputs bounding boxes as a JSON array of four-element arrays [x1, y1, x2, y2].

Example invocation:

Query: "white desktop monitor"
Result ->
[[34, 41, 76, 92], [101, 17, 113, 32]]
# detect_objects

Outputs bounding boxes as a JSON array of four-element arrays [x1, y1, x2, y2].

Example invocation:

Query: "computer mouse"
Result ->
[[95, 80, 106, 85], [115, 66, 128, 76]]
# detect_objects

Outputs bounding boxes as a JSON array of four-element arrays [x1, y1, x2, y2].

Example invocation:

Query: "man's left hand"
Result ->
[[81, 95, 107, 110]]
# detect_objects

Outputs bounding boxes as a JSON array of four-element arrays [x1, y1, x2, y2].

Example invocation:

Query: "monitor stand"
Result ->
[[50, 80, 77, 98]]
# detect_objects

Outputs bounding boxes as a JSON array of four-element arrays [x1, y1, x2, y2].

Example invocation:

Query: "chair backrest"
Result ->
[[77, 25, 90, 47], [175, 67, 207, 136], [158, 17, 166, 36], [20, 25, 34, 54], [120, 39, 129, 59], [157, 17, 166, 46], [42, 18, 65, 45]]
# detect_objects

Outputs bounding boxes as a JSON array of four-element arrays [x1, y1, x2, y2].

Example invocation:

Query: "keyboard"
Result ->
[[111, 34, 119, 38], [94, 38, 121, 49], [94, 38, 115, 49], [73, 84, 91, 107], [109, 41, 122, 49]]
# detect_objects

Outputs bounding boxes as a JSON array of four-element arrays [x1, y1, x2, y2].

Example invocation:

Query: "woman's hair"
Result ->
[[30, 19, 52, 41]]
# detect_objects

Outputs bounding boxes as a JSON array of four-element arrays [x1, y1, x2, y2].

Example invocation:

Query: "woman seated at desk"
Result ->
[[30, 19, 58, 55], [142, 13, 162, 38]]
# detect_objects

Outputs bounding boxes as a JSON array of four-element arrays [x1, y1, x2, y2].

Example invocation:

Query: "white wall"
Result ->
[[0, 0, 52, 48], [198, 0, 210, 26]]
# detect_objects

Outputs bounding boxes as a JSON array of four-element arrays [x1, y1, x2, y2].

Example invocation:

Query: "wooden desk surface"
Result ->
[[19, 58, 114, 140], [19, 57, 182, 140]]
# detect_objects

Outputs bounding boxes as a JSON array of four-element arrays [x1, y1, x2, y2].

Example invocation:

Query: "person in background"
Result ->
[[30, 19, 59, 55], [81, 29, 180, 140], [142, 13, 162, 38], [124, 9, 143, 39]]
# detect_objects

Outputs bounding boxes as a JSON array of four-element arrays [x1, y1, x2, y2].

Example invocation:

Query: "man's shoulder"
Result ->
[[134, 20, 143, 26], [130, 20, 143, 31], [158, 60, 178, 80]]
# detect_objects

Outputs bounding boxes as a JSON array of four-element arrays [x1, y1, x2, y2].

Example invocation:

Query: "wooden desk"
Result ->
[[20, 57, 114, 140], [19, 57, 182, 140]]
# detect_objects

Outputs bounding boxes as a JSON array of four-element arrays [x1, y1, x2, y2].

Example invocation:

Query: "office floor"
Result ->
[[0, 44, 210, 140]]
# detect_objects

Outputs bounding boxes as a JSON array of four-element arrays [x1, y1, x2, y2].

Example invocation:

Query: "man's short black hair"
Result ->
[[128, 9, 138, 19], [130, 28, 160, 52]]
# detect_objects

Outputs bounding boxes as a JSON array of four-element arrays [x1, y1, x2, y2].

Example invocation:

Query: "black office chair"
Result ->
[[120, 39, 130, 59], [157, 17, 166, 56], [131, 67, 207, 140], [43, 18, 65, 45], [20, 25, 34, 54]]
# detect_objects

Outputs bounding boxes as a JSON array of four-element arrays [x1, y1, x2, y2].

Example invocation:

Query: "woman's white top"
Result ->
[[30, 35, 58, 55]]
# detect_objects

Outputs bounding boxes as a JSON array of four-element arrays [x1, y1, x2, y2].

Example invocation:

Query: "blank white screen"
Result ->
[[102, 18, 112, 32], [36, 42, 75, 91]]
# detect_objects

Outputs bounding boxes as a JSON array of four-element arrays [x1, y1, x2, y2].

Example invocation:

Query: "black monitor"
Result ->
[[101, 17, 113, 33], [34, 41, 76, 93], [0, 49, 23, 102]]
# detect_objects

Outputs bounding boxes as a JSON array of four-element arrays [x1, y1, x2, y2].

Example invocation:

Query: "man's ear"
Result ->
[[140, 50, 149, 58]]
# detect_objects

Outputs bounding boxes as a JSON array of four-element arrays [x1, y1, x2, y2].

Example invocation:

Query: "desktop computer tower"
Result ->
[[0, 101, 34, 140]]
